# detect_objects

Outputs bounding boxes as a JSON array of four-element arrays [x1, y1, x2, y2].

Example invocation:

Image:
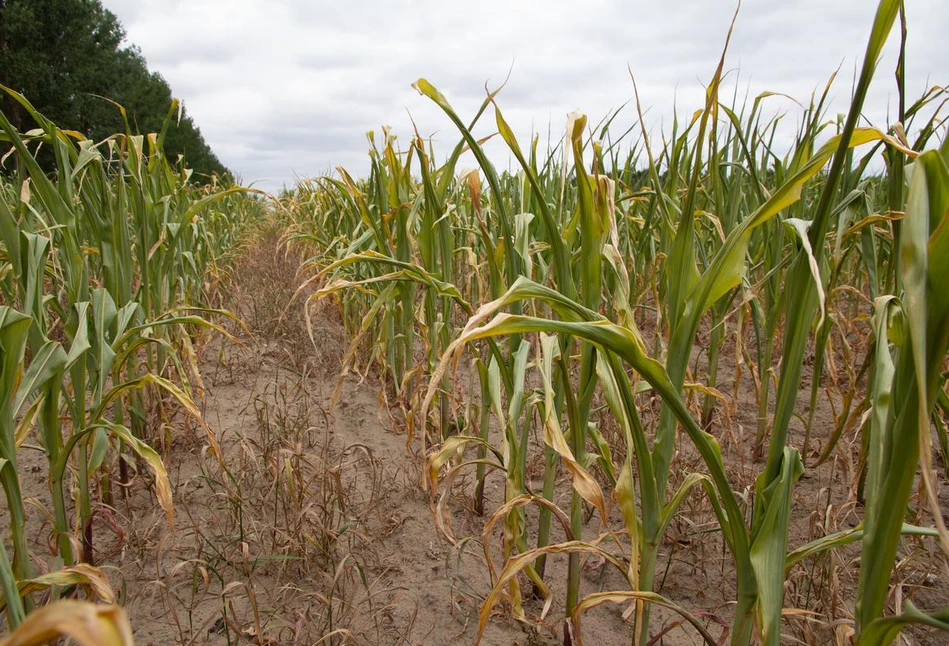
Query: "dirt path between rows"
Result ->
[[120, 231, 633, 646]]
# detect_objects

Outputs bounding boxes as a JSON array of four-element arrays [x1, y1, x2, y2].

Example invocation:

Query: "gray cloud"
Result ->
[[101, 0, 948, 191]]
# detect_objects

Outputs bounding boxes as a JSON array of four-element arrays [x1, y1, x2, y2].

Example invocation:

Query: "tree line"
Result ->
[[0, 0, 228, 179]]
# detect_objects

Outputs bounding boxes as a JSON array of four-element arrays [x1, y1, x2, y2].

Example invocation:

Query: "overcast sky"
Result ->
[[100, 0, 947, 192]]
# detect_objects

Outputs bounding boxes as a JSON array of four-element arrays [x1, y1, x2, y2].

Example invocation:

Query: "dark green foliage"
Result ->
[[0, 0, 227, 179]]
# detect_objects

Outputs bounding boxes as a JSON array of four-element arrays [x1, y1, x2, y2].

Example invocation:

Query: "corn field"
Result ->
[[283, 1, 949, 644], [2, 0, 949, 644]]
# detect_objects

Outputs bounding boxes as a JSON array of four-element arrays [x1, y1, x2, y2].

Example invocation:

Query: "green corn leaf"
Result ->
[[12, 341, 66, 416], [750, 447, 804, 645], [859, 601, 949, 646]]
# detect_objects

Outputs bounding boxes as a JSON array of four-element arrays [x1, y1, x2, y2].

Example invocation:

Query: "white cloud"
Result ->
[[100, 0, 948, 191]]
